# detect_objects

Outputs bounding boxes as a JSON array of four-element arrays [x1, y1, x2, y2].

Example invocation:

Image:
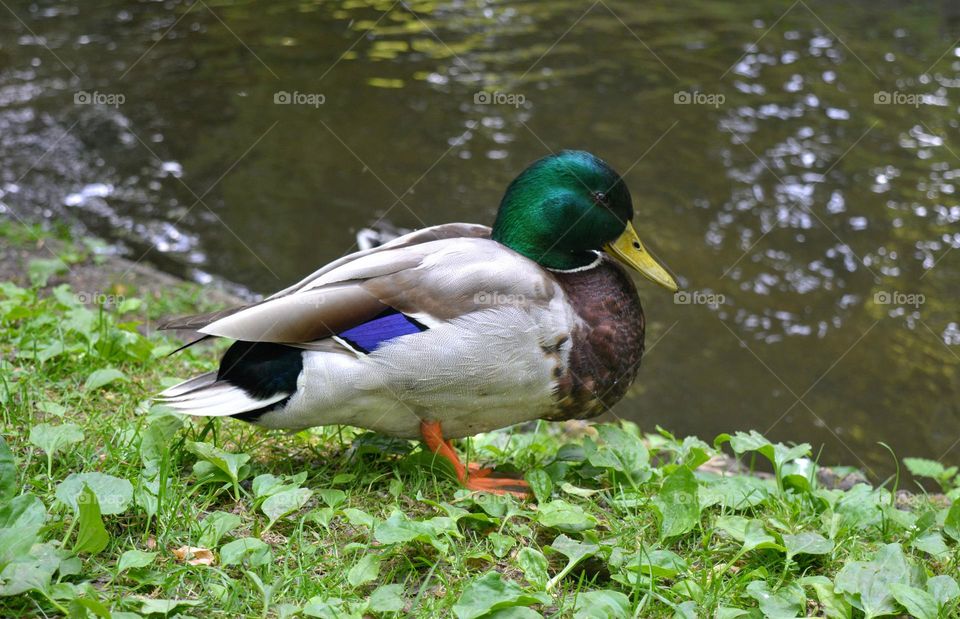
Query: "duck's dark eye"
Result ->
[[593, 192, 608, 205]]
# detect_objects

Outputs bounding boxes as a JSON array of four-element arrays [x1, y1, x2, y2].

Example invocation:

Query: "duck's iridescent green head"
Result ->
[[492, 150, 678, 291]]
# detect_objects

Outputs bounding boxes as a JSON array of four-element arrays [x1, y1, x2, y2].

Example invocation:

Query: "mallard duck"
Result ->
[[156, 150, 678, 496]]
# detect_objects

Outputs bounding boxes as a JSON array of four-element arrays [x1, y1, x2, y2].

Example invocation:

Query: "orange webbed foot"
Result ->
[[464, 475, 531, 499], [422, 421, 531, 499]]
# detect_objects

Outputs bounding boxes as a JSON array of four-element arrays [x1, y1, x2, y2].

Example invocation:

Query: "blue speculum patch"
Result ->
[[337, 309, 427, 353]]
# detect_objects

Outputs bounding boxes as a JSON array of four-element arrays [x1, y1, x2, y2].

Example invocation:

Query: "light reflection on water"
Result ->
[[1, 0, 958, 475]]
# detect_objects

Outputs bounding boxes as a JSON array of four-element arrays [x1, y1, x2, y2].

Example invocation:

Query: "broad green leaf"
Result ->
[[546, 534, 599, 589], [535, 500, 597, 533], [594, 425, 649, 473], [57, 556, 82, 579], [317, 489, 346, 509], [572, 590, 630, 618], [117, 549, 157, 572], [134, 474, 160, 519], [782, 457, 816, 491], [944, 501, 960, 543], [309, 507, 334, 529], [374, 511, 457, 552], [187, 441, 250, 497], [138, 599, 200, 614], [0, 436, 15, 502], [746, 581, 805, 619], [347, 553, 380, 587], [68, 596, 112, 619], [275, 603, 301, 619], [303, 596, 354, 619], [800, 575, 852, 619], [29, 423, 83, 457], [718, 431, 810, 471], [673, 600, 699, 619], [517, 547, 548, 590], [742, 519, 783, 552], [84, 368, 127, 391], [559, 482, 600, 498], [911, 531, 949, 557], [903, 458, 954, 482], [0, 493, 45, 568], [220, 537, 272, 567], [0, 493, 45, 529], [117, 298, 142, 313], [928, 575, 960, 607], [368, 584, 405, 613], [890, 583, 937, 619], [36, 401, 67, 417], [56, 472, 133, 515], [783, 531, 833, 560], [453, 572, 549, 619], [699, 475, 769, 510], [468, 493, 522, 520], [252, 473, 286, 499], [653, 467, 699, 539], [187, 441, 250, 482], [625, 548, 687, 579], [489, 532, 516, 558], [29, 422, 83, 476], [0, 543, 61, 596], [0, 528, 38, 571], [74, 484, 109, 555], [834, 484, 884, 530], [484, 608, 542, 619], [715, 515, 750, 541], [342, 508, 375, 529], [834, 543, 911, 618], [714, 608, 752, 619], [28, 258, 68, 286], [197, 511, 243, 548], [262, 488, 312, 528], [674, 435, 714, 469], [525, 469, 553, 503], [139, 414, 182, 468]]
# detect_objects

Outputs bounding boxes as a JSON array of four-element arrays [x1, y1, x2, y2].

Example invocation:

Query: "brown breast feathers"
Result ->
[[549, 257, 646, 420]]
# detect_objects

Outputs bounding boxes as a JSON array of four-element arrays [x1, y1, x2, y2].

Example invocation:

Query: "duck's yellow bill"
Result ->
[[604, 221, 679, 292]]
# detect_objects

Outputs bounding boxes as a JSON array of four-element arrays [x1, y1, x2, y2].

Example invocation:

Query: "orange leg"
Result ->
[[442, 439, 492, 478], [421, 421, 530, 498]]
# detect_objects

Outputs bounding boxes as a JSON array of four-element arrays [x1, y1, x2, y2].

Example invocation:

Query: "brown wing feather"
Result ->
[[158, 223, 497, 346], [265, 223, 491, 301], [198, 286, 387, 343], [158, 305, 254, 332]]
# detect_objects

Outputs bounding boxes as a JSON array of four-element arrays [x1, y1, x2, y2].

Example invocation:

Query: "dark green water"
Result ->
[[2, 0, 959, 477]]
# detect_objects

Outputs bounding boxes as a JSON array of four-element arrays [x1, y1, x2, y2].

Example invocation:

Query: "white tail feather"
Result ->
[[157, 371, 218, 398], [155, 376, 289, 417]]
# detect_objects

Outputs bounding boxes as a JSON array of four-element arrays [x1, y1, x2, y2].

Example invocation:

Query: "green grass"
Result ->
[[1, 235, 959, 618]]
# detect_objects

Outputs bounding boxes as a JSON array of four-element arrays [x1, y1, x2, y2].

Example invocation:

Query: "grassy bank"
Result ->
[[1, 228, 959, 618]]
